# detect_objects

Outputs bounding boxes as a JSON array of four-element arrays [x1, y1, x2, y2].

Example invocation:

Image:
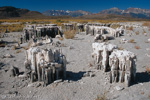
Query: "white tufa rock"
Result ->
[[92, 42, 117, 72], [115, 86, 124, 91], [109, 49, 136, 87], [120, 38, 128, 44], [24, 47, 67, 86]]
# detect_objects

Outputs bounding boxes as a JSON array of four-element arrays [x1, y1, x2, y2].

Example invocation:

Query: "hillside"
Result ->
[[0, 6, 45, 19]]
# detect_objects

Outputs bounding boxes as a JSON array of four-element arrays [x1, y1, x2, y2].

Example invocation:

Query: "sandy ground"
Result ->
[[0, 23, 150, 100]]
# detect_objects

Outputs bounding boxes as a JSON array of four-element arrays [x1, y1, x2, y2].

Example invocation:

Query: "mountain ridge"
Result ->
[[0, 6, 150, 19]]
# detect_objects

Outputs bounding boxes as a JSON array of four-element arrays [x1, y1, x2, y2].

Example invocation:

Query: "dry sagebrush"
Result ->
[[63, 30, 76, 39]]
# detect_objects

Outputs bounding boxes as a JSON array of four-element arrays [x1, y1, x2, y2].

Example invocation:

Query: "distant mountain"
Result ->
[[42, 10, 91, 17], [99, 7, 150, 19], [0, 6, 150, 20], [0, 6, 44, 19]]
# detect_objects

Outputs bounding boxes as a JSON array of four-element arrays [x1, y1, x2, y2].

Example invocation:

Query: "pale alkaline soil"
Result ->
[[0, 24, 150, 100]]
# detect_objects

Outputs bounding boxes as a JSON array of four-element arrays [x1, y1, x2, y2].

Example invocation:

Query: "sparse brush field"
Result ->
[[0, 24, 24, 33], [110, 24, 121, 29]]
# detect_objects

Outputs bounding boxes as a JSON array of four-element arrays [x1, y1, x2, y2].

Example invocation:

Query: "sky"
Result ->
[[0, 0, 150, 13]]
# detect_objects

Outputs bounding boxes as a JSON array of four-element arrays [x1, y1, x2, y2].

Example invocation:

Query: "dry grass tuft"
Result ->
[[127, 26, 133, 31], [145, 66, 150, 74], [142, 22, 150, 27], [135, 31, 139, 35], [128, 39, 135, 43], [63, 30, 76, 39], [60, 43, 66, 47], [22, 46, 29, 50], [96, 93, 107, 100], [27, 41, 32, 48], [12, 45, 17, 50], [134, 45, 140, 49], [118, 47, 124, 50], [58, 37, 64, 41], [89, 63, 93, 67], [16, 50, 22, 53]]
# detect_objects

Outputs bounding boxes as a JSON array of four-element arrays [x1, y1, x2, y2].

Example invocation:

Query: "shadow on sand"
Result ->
[[136, 72, 150, 83], [66, 71, 86, 81]]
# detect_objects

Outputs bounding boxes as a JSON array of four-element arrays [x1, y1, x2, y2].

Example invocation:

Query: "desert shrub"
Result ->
[[127, 26, 133, 31], [96, 93, 107, 100], [145, 66, 150, 74], [118, 47, 124, 50], [134, 45, 140, 49], [16, 50, 21, 53], [56, 19, 64, 23], [63, 30, 76, 39], [128, 39, 135, 43], [22, 46, 29, 50], [142, 29, 146, 34], [110, 24, 121, 29], [88, 63, 93, 67], [58, 37, 63, 41], [80, 20, 88, 23], [31, 21, 37, 24], [135, 31, 139, 35], [142, 22, 150, 27], [12, 45, 17, 50]]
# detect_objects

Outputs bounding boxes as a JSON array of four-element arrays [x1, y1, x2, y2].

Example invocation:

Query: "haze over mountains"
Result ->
[[1, 6, 150, 19]]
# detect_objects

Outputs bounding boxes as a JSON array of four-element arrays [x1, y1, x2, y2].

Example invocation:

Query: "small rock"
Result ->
[[69, 80, 73, 83], [3, 54, 13, 58], [148, 38, 150, 42], [12, 85, 15, 88], [9, 91, 18, 95], [83, 72, 90, 77], [90, 73, 95, 77], [64, 80, 69, 83], [28, 83, 34, 87], [115, 86, 124, 91], [54, 79, 62, 84], [139, 83, 143, 85], [36, 83, 41, 88], [68, 46, 73, 49], [18, 74, 27, 79], [80, 81, 84, 84], [9, 66, 19, 77], [146, 48, 150, 51]]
